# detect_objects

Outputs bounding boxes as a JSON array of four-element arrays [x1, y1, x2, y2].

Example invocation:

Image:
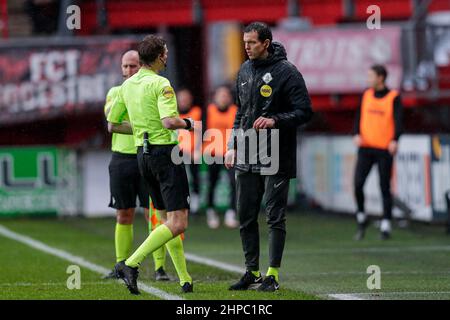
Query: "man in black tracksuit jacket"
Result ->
[[225, 22, 313, 292]]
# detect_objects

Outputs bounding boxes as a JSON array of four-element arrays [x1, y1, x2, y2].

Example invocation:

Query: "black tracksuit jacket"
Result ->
[[228, 42, 313, 178]]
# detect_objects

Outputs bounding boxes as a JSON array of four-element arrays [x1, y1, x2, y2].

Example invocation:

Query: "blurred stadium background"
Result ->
[[1, 0, 450, 300]]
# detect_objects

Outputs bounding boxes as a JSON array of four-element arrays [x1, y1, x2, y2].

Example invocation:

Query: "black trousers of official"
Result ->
[[354, 147, 394, 220], [208, 163, 236, 210], [236, 170, 290, 271]]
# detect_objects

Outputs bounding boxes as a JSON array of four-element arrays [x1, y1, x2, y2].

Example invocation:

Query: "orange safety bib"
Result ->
[[203, 104, 237, 157], [178, 106, 202, 155], [360, 88, 398, 150]]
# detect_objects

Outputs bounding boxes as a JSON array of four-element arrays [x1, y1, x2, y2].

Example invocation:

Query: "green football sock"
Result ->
[[251, 270, 261, 278], [125, 224, 173, 268], [165, 235, 192, 285], [150, 209, 167, 271], [266, 267, 279, 282], [115, 223, 133, 262], [153, 246, 167, 270]]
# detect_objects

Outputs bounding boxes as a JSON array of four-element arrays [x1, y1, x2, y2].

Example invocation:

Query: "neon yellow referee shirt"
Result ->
[[107, 68, 179, 147], [104, 86, 137, 154]]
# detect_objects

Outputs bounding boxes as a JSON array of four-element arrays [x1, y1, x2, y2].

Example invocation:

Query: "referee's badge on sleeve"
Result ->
[[162, 86, 175, 99]]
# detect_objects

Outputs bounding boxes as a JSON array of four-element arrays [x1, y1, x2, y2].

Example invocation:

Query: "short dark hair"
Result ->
[[243, 22, 272, 44], [370, 64, 388, 82], [138, 35, 166, 66]]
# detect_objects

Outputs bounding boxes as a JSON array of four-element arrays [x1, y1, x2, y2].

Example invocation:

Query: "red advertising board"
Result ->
[[0, 37, 137, 124], [273, 27, 403, 94]]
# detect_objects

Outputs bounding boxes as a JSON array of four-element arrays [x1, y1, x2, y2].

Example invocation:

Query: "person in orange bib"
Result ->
[[203, 85, 239, 229], [353, 64, 403, 241], [177, 88, 202, 215]]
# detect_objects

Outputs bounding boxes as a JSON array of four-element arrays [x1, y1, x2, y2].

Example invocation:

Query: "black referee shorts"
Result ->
[[137, 144, 190, 212], [108, 152, 149, 210]]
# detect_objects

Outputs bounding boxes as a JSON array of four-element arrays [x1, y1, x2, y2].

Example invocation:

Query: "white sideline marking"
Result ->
[[327, 291, 450, 300], [185, 253, 245, 274], [184, 252, 366, 300], [284, 245, 450, 255], [0, 224, 183, 300], [184, 252, 450, 300], [0, 281, 118, 287], [291, 270, 450, 276], [327, 294, 365, 300]]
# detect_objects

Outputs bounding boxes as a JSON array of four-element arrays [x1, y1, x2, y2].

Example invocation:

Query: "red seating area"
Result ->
[[76, 0, 450, 115], [79, 0, 193, 34], [79, 0, 450, 30], [300, 0, 344, 25], [78, 0, 450, 36], [353, 0, 412, 20], [202, 0, 288, 23], [438, 66, 450, 90]]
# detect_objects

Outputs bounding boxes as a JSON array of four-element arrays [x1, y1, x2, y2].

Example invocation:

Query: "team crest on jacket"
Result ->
[[262, 72, 273, 84], [260, 85, 272, 97]]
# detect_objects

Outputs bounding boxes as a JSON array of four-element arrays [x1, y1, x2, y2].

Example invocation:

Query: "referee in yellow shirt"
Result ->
[[104, 50, 174, 282], [108, 35, 195, 294]]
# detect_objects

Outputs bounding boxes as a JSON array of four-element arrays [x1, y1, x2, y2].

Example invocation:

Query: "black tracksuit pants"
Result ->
[[236, 170, 290, 271], [354, 147, 394, 220]]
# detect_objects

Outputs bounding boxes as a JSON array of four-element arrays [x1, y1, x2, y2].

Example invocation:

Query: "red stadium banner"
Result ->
[[0, 0, 7, 38], [273, 27, 403, 94], [0, 36, 138, 124]]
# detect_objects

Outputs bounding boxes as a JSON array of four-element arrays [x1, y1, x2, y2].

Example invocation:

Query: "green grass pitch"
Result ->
[[1, 211, 450, 300]]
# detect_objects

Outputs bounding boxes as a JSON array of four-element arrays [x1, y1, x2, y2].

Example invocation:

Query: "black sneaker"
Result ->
[[155, 267, 170, 281], [181, 282, 193, 293], [228, 271, 262, 291], [257, 275, 280, 292], [380, 231, 391, 240], [354, 220, 369, 241], [114, 261, 140, 295]]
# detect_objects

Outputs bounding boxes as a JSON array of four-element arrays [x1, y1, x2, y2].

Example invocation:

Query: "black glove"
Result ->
[[183, 118, 195, 131]]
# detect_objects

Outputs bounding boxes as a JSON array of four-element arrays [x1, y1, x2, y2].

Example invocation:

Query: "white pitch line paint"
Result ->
[[326, 291, 450, 300], [291, 270, 450, 276], [185, 253, 246, 274], [0, 281, 118, 287], [209, 245, 450, 256], [327, 294, 365, 300], [184, 252, 368, 300], [0, 224, 183, 300], [283, 245, 450, 255], [5, 223, 447, 301], [375, 291, 450, 295]]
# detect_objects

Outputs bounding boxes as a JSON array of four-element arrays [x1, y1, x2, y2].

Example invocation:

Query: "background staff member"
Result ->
[[353, 64, 403, 241], [203, 85, 239, 229], [177, 88, 202, 215], [108, 35, 195, 295]]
